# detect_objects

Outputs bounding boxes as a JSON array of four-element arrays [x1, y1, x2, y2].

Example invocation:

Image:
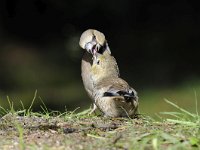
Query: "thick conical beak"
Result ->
[[85, 42, 100, 55]]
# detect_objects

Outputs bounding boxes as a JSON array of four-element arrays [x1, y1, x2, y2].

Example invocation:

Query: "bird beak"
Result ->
[[85, 42, 100, 55]]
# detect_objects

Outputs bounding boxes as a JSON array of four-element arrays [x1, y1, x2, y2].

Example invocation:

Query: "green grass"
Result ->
[[1, 80, 200, 118], [140, 82, 200, 117], [0, 95, 200, 150]]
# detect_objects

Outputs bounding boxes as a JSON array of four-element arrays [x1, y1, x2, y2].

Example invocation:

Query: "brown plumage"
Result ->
[[79, 29, 119, 114], [91, 53, 138, 117]]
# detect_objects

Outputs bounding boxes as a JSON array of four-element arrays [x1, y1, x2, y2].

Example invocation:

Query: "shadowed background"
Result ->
[[0, 0, 200, 117]]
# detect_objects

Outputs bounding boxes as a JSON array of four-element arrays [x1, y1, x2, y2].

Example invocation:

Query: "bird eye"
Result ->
[[97, 60, 100, 65]]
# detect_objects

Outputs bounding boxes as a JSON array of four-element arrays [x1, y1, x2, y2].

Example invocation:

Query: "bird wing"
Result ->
[[96, 78, 138, 102], [104, 86, 137, 102]]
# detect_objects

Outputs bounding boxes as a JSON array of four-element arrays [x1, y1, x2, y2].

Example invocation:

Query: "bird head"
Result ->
[[79, 29, 111, 55]]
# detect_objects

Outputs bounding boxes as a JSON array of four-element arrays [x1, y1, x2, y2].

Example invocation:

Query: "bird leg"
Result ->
[[88, 103, 98, 115]]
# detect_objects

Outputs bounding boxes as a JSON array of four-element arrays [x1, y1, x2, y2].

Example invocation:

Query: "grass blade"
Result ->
[[27, 90, 37, 115], [194, 90, 199, 116], [166, 119, 198, 126], [164, 99, 195, 118]]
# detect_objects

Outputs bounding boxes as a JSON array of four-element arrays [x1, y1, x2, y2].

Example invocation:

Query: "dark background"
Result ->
[[0, 0, 200, 113]]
